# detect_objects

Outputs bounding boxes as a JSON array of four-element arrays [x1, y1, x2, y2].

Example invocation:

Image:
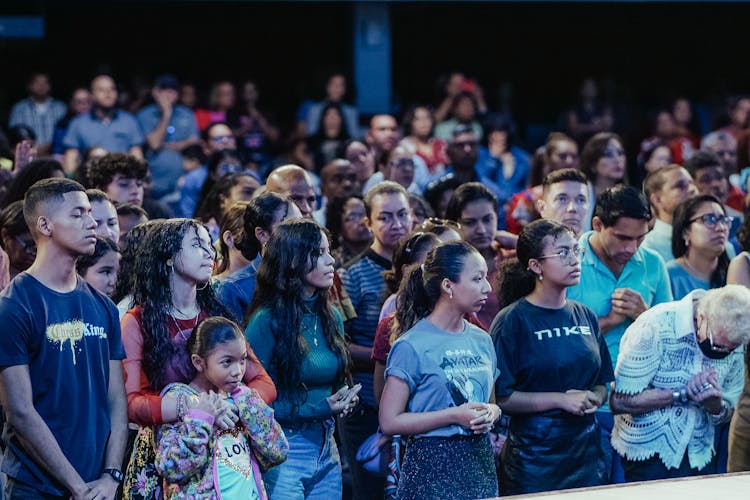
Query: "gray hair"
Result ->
[[700, 131, 737, 152], [697, 285, 750, 345]]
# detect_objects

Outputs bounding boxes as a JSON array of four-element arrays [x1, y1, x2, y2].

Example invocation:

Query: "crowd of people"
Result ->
[[3, 68, 750, 500]]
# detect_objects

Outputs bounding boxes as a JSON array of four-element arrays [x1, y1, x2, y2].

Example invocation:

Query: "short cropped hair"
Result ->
[[85, 189, 112, 204], [87, 153, 148, 191], [684, 150, 723, 178], [23, 178, 86, 237], [697, 285, 750, 346], [363, 181, 408, 219], [542, 168, 588, 195], [594, 185, 651, 227]]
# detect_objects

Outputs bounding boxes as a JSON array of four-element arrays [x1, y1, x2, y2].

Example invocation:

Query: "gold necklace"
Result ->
[[302, 314, 320, 347], [170, 309, 199, 341]]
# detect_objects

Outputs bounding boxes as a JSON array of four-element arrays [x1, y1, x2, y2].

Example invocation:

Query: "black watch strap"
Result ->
[[103, 467, 123, 483]]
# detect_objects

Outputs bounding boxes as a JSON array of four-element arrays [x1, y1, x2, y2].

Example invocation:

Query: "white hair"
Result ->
[[698, 284, 750, 345]]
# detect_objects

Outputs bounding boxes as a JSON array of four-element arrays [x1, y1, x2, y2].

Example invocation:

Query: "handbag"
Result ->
[[355, 431, 390, 477], [123, 426, 163, 500]]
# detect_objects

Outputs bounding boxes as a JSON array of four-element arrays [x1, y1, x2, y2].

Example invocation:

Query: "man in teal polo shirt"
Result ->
[[568, 185, 673, 484]]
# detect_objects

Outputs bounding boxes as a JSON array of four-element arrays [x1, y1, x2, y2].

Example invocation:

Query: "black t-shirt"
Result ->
[[490, 298, 613, 399]]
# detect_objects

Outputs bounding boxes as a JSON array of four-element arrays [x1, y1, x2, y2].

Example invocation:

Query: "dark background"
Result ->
[[1, 1, 749, 145]]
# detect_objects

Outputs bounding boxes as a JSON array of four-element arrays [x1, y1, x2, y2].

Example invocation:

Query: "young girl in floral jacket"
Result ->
[[155, 317, 288, 499]]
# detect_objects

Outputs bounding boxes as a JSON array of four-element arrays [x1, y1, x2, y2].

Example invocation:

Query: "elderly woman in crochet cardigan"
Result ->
[[610, 285, 750, 482]]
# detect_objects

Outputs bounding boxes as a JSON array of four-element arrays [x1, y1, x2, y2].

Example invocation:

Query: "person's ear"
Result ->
[[536, 198, 547, 215], [255, 227, 269, 246], [222, 230, 234, 248], [191, 354, 204, 372], [592, 216, 603, 232], [37, 215, 52, 237]]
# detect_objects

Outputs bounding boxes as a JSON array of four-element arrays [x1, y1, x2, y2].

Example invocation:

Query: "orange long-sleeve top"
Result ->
[[121, 306, 276, 426]]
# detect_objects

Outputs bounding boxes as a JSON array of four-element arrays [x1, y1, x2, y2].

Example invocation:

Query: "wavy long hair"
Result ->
[[133, 218, 232, 389], [247, 218, 351, 415]]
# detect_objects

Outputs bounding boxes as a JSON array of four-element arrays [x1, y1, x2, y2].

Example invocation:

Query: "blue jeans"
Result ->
[[3, 478, 66, 500], [596, 412, 625, 484], [264, 419, 342, 500]]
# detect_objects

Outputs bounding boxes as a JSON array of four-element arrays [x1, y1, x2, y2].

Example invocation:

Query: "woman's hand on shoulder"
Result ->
[[194, 391, 223, 418]]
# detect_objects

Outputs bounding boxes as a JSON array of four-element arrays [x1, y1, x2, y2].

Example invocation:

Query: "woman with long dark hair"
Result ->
[[121, 218, 275, 426], [667, 194, 731, 299], [215, 192, 300, 323], [492, 218, 613, 494], [245, 218, 359, 498]]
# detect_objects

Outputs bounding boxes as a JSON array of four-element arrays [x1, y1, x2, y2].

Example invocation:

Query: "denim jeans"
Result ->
[[263, 418, 342, 500], [596, 412, 625, 484], [3, 478, 66, 500]]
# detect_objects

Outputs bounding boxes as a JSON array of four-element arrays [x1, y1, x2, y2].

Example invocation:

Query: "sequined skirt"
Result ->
[[395, 433, 497, 500]]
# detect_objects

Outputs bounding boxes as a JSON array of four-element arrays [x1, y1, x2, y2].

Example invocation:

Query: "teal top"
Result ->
[[666, 259, 712, 300], [245, 296, 346, 424]]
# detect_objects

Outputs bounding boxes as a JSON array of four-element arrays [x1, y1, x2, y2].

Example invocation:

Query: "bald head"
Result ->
[[266, 164, 317, 218]]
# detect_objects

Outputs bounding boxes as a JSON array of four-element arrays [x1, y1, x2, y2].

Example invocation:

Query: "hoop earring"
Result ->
[[197, 281, 209, 291]]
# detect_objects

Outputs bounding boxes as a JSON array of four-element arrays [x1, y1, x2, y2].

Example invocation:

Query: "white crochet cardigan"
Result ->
[[611, 291, 744, 470]]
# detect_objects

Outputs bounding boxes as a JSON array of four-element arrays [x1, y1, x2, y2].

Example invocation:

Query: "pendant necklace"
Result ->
[[302, 312, 320, 347], [171, 304, 199, 341]]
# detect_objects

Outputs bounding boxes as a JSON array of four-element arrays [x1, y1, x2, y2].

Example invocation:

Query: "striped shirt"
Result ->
[[9, 97, 67, 145], [339, 249, 390, 407]]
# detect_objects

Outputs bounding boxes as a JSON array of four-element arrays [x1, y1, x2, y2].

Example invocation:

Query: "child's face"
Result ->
[[83, 249, 120, 297], [106, 174, 144, 206], [195, 338, 248, 393]]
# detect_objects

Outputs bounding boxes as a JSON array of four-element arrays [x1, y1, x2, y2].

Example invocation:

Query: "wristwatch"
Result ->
[[103, 467, 123, 483]]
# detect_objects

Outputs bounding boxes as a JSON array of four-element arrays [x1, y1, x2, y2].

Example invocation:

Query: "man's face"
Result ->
[[321, 161, 358, 200], [152, 87, 179, 107], [91, 76, 118, 109], [206, 124, 236, 154], [367, 115, 400, 154], [106, 174, 144, 206], [458, 199, 497, 251], [29, 74, 51, 100], [46, 191, 98, 257], [694, 165, 729, 203], [706, 138, 738, 172], [448, 132, 479, 171], [592, 216, 649, 267], [538, 181, 589, 236], [285, 177, 317, 218], [653, 167, 697, 219]]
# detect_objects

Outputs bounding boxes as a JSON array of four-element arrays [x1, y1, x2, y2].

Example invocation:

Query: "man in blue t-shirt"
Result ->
[[568, 185, 673, 484], [137, 75, 200, 199], [0, 178, 127, 499], [62, 74, 144, 175]]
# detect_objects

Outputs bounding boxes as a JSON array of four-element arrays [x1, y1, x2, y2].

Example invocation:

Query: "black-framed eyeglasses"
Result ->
[[689, 214, 734, 229], [706, 322, 734, 354], [536, 246, 584, 265], [15, 236, 37, 256]]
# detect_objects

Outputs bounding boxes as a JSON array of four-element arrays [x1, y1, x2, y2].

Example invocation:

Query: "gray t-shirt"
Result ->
[[385, 318, 499, 439]]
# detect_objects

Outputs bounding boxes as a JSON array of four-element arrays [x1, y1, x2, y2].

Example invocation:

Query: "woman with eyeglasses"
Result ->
[[325, 194, 372, 269], [666, 194, 731, 300], [580, 132, 627, 199], [609, 285, 750, 482], [491, 219, 613, 494], [120, 219, 275, 496]]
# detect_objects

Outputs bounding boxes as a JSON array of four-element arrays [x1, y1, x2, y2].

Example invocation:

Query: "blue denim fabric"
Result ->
[[596, 412, 625, 484], [3, 478, 66, 500], [263, 418, 342, 500]]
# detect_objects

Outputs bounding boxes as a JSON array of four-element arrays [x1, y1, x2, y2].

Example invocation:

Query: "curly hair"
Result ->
[[87, 153, 148, 191], [112, 220, 160, 304], [247, 219, 351, 415], [133, 218, 233, 389]]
